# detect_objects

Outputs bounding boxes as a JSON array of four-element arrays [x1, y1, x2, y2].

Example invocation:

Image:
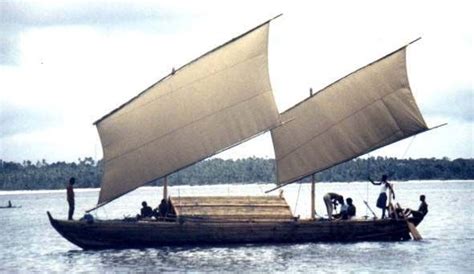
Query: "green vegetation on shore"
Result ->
[[0, 157, 472, 190]]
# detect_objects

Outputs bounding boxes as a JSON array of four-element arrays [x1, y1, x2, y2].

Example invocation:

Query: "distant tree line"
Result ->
[[0, 157, 473, 190], [0, 157, 102, 190]]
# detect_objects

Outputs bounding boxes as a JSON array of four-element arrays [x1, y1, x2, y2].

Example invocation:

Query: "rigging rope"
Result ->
[[348, 179, 373, 218], [401, 135, 417, 159], [98, 206, 108, 220], [293, 182, 303, 216]]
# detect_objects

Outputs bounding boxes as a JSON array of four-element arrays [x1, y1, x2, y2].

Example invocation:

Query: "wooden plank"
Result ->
[[182, 217, 295, 222], [175, 203, 290, 207], [170, 195, 293, 220], [407, 222, 422, 240], [177, 209, 292, 215], [176, 206, 292, 215], [177, 208, 292, 215], [173, 195, 283, 199], [181, 212, 291, 217], [171, 196, 287, 205], [173, 200, 287, 206]]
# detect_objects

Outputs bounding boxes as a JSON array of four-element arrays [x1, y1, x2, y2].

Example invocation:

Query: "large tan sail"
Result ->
[[95, 22, 280, 206], [271, 46, 428, 187]]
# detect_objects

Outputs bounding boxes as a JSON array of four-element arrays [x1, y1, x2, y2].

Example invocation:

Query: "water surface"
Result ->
[[0, 181, 472, 272]]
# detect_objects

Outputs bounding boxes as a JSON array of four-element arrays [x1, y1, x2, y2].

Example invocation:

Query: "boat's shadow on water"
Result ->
[[52, 240, 434, 271], [53, 243, 308, 271]]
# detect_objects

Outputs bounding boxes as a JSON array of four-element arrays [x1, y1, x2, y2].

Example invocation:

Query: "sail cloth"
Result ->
[[94, 22, 280, 206], [271, 46, 428, 187]]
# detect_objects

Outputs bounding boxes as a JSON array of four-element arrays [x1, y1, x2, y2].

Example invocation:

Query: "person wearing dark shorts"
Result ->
[[369, 174, 395, 219]]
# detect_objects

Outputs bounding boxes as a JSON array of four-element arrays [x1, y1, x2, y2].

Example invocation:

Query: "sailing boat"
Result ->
[[48, 16, 432, 249]]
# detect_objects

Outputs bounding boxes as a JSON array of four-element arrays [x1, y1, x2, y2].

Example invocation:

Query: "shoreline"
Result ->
[[1, 180, 473, 196]]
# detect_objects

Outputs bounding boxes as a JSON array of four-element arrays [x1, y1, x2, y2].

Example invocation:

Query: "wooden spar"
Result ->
[[163, 176, 168, 200], [311, 175, 315, 220], [407, 221, 422, 240], [389, 186, 392, 204], [363, 200, 377, 218], [388, 185, 393, 216], [309, 88, 316, 220]]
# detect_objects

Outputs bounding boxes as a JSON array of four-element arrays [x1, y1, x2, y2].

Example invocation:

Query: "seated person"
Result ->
[[405, 195, 428, 220], [157, 199, 169, 219], [337, 197, 356, 220], [345, 198, 356, 220], [139, 201, 153, 219]]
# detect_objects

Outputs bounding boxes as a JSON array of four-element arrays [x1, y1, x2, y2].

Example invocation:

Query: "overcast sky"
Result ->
[[0, 0, 472, 163]]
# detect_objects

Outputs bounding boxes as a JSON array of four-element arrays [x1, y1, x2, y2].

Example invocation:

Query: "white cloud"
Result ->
[[0, 125, 100, 162], [0, 0, 472, 162]]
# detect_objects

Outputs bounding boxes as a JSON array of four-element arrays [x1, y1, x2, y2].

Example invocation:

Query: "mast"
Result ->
[[310, 88, 316, 220], [163, 176, 168, 200], [311, 175, 315, 219]]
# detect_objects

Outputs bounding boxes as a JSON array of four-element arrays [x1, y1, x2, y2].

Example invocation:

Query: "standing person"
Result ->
[[323, 193, 344, 220], [369, 174, 395, 219], [67, 177, 75, 220]]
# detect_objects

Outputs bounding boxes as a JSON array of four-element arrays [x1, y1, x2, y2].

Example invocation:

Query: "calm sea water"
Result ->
[[0, 181, 473, 272]]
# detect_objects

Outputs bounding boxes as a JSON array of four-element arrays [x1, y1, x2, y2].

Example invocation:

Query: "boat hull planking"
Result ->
[[47, 212, 413, 249]]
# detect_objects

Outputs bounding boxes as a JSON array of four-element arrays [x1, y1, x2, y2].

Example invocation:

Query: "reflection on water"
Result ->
[[0, 181, 473, 272]]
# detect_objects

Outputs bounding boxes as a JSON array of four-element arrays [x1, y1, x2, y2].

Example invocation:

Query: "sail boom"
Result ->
[[265, 123, 446, 193], [267, 128, 429, 193], [86, 122, 281, 212]]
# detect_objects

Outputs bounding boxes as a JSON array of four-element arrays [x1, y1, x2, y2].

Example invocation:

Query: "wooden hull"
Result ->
[[47, 212, 414, 250]]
